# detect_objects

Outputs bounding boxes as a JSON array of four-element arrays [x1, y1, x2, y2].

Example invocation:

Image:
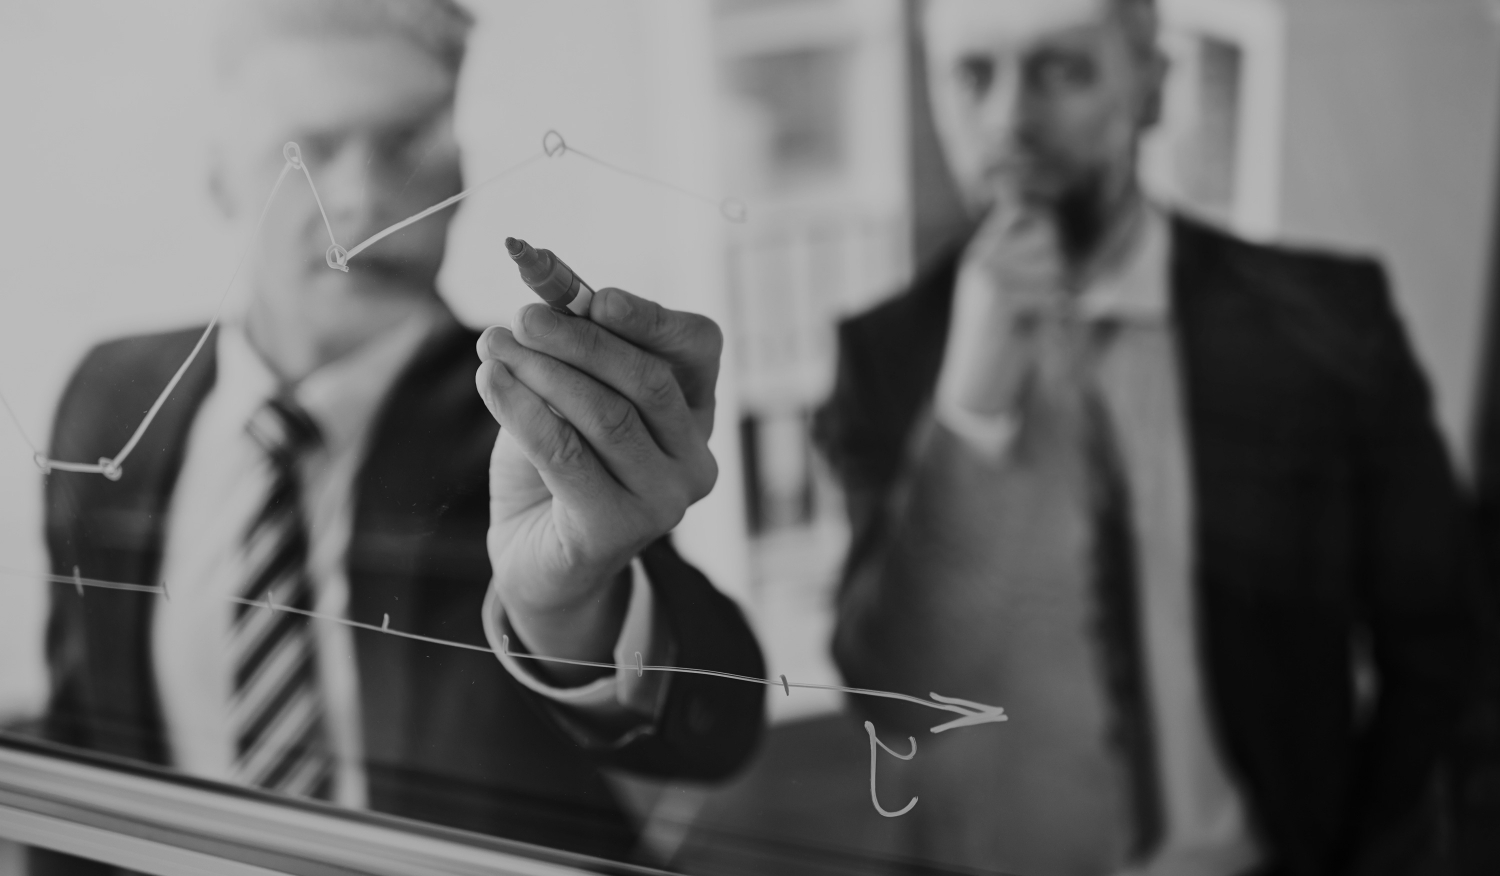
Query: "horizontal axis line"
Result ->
[[0, 564, 1006, 729]]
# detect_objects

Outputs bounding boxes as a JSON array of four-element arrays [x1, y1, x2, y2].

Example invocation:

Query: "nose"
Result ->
[[972, 61, 1031, 155], [316, 141, 386, 240]]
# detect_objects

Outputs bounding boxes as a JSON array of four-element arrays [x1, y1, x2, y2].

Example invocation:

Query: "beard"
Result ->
[[986, 156, 1134, 262]]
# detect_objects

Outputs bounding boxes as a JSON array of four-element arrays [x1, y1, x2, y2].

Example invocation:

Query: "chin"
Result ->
[[320, 261, 435, 298], [974, 173, 1069, 211]]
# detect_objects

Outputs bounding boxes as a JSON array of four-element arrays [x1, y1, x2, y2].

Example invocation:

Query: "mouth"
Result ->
[[982, 154, 1040, 182], [312, 250, 422, 286]]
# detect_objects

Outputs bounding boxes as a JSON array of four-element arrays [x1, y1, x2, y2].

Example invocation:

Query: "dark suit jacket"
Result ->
[[34, 319, 765, 870], [815, 215, 1484, 876]]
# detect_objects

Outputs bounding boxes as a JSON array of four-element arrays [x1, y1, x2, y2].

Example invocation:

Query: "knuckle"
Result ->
[[697, 453, 719, 498], [592, 396, 639, 447], [646, 300, 680, 344], [649, 490, 688, 533], [635, 358, 679, 409], [684, 451, 718, 503], [574, 321, 607, 359], [666, 313, 722, 364], [544, 425, 589, 471]]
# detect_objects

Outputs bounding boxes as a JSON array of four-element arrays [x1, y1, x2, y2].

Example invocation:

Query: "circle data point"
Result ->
[[282, 142, 304, 169], [720, 199, 749, 224], [542, 129, 567, 158], [326, 244, 350, 272]]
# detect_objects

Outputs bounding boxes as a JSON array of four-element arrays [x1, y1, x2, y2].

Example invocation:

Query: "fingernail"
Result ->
[[603, 287, 631, 321], [520, 304, 558, 338], [487, 360, 514, 386], [485, 326, 513, 359], [478, 360, 513, 394]]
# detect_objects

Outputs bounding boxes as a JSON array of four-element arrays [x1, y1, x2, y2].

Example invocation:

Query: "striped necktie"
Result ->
[[229, 394, 335, 800]]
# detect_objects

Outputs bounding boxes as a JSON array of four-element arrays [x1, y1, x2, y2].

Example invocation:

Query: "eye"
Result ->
[[1027, 51, 1098, 91], [955, 55, 995, 98], [375, 125, 423, 164], [297, 134, 338, 167]]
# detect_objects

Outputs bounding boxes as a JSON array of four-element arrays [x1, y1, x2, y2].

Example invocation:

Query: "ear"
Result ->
[[1139, 44, 1169, 131]]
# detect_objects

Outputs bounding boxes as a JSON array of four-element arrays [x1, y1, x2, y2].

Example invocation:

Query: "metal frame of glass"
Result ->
[[0, 735, 661, 876]]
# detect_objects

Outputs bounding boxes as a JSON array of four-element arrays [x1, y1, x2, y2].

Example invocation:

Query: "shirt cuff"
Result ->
[[933, 395, 1019, 463], [482, 559, 671, 720]]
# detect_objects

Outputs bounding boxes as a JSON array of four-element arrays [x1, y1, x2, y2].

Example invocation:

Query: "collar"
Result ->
[[1075, 202, 1170, 322], [220, 304, 451, 454]]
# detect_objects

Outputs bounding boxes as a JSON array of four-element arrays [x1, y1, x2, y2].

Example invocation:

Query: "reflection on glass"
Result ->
[[1, 1, 1497, 875], [1159, 31, 1242, 229], [725, 47, 849, 191], [5, 2, 768, 874]]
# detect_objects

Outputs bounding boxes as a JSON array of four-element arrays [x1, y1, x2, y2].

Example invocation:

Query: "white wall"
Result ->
[[0, 0, 231, 719], [0, 0, 749, 718], [1278, 0, 1500, 471]]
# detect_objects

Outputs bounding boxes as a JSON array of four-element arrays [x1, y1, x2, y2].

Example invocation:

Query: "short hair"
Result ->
[[920, 0, 1160, 53], [1112, 0, 1160, 56], [215, 0, 475, 80]]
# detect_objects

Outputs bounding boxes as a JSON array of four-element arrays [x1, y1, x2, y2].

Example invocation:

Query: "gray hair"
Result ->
[[919, 0, 1160, 54], [215, 0, 475, 80]]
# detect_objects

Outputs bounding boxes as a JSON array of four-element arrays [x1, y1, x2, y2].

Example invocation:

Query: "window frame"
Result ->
[[0, 734, 659, 876]]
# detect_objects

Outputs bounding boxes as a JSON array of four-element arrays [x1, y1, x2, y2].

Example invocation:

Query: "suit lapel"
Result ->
[[58, 328, 219, 763], [865, 245, 962, 482], [1166, 216, 1355, 844], [348, 320, 494, 793]]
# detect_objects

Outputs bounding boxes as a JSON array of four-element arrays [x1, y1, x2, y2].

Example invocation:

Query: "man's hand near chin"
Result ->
[[475, 286, 722, 687]]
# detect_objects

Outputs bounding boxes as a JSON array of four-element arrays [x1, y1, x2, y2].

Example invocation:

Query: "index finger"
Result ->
[[587, 287, 723, 416]]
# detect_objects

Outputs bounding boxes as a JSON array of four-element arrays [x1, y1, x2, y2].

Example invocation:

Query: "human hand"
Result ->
[[937, 196, 1067, 426], [475, 287, 721, 682], [964, 194, 1066, 302]]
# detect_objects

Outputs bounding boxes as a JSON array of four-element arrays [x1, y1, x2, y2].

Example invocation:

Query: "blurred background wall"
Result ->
[[1278, 0, 1499, 474]]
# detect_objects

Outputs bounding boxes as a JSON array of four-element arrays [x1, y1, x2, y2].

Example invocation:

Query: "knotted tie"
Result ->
[[228, 394, 335, 800], [1027, 307, 1164, 859]]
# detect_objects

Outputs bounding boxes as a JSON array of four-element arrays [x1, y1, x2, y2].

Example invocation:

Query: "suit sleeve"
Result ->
[[814, 321, 890, 566], [1341, 262, 1486, 870], [37, 344, 108, 753], [510, 536, 766, 782], [813, 322, 938, 734]]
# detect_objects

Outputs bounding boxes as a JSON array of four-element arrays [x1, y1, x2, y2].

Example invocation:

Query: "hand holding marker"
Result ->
[[506, 237, 594, 317], [494, 235, 1008, 820]]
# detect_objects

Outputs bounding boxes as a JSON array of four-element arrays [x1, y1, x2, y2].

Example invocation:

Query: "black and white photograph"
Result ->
[[0, 1, 1497, 874]]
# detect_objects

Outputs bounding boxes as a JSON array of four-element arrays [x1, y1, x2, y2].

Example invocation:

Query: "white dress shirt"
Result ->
[[934, 207, 1263, 876], [154, 309, 662, 808]]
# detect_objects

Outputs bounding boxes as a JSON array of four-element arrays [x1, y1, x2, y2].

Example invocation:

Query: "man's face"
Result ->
[[924, 0, 1163, 214], [214, 36, 463, 312]]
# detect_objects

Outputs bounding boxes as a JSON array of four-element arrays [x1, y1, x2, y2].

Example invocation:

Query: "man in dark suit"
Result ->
[[817, 0, 1482, 874], [34, 1, 763, 873]]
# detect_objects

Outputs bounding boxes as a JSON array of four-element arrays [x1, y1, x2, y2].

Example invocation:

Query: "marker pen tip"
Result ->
[[505, 236, 526, 258]]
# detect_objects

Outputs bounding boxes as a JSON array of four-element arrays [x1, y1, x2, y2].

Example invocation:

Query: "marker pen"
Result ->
[[505, 237, 594, 317]]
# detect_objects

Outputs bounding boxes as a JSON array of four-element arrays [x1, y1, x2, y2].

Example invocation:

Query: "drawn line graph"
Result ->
[[0, 565, 1007, 734], [2, 561, 1008, 816], [0, 131, 1006, 817], [0, 129, 744, 481], [866, 721, 919, 818]]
